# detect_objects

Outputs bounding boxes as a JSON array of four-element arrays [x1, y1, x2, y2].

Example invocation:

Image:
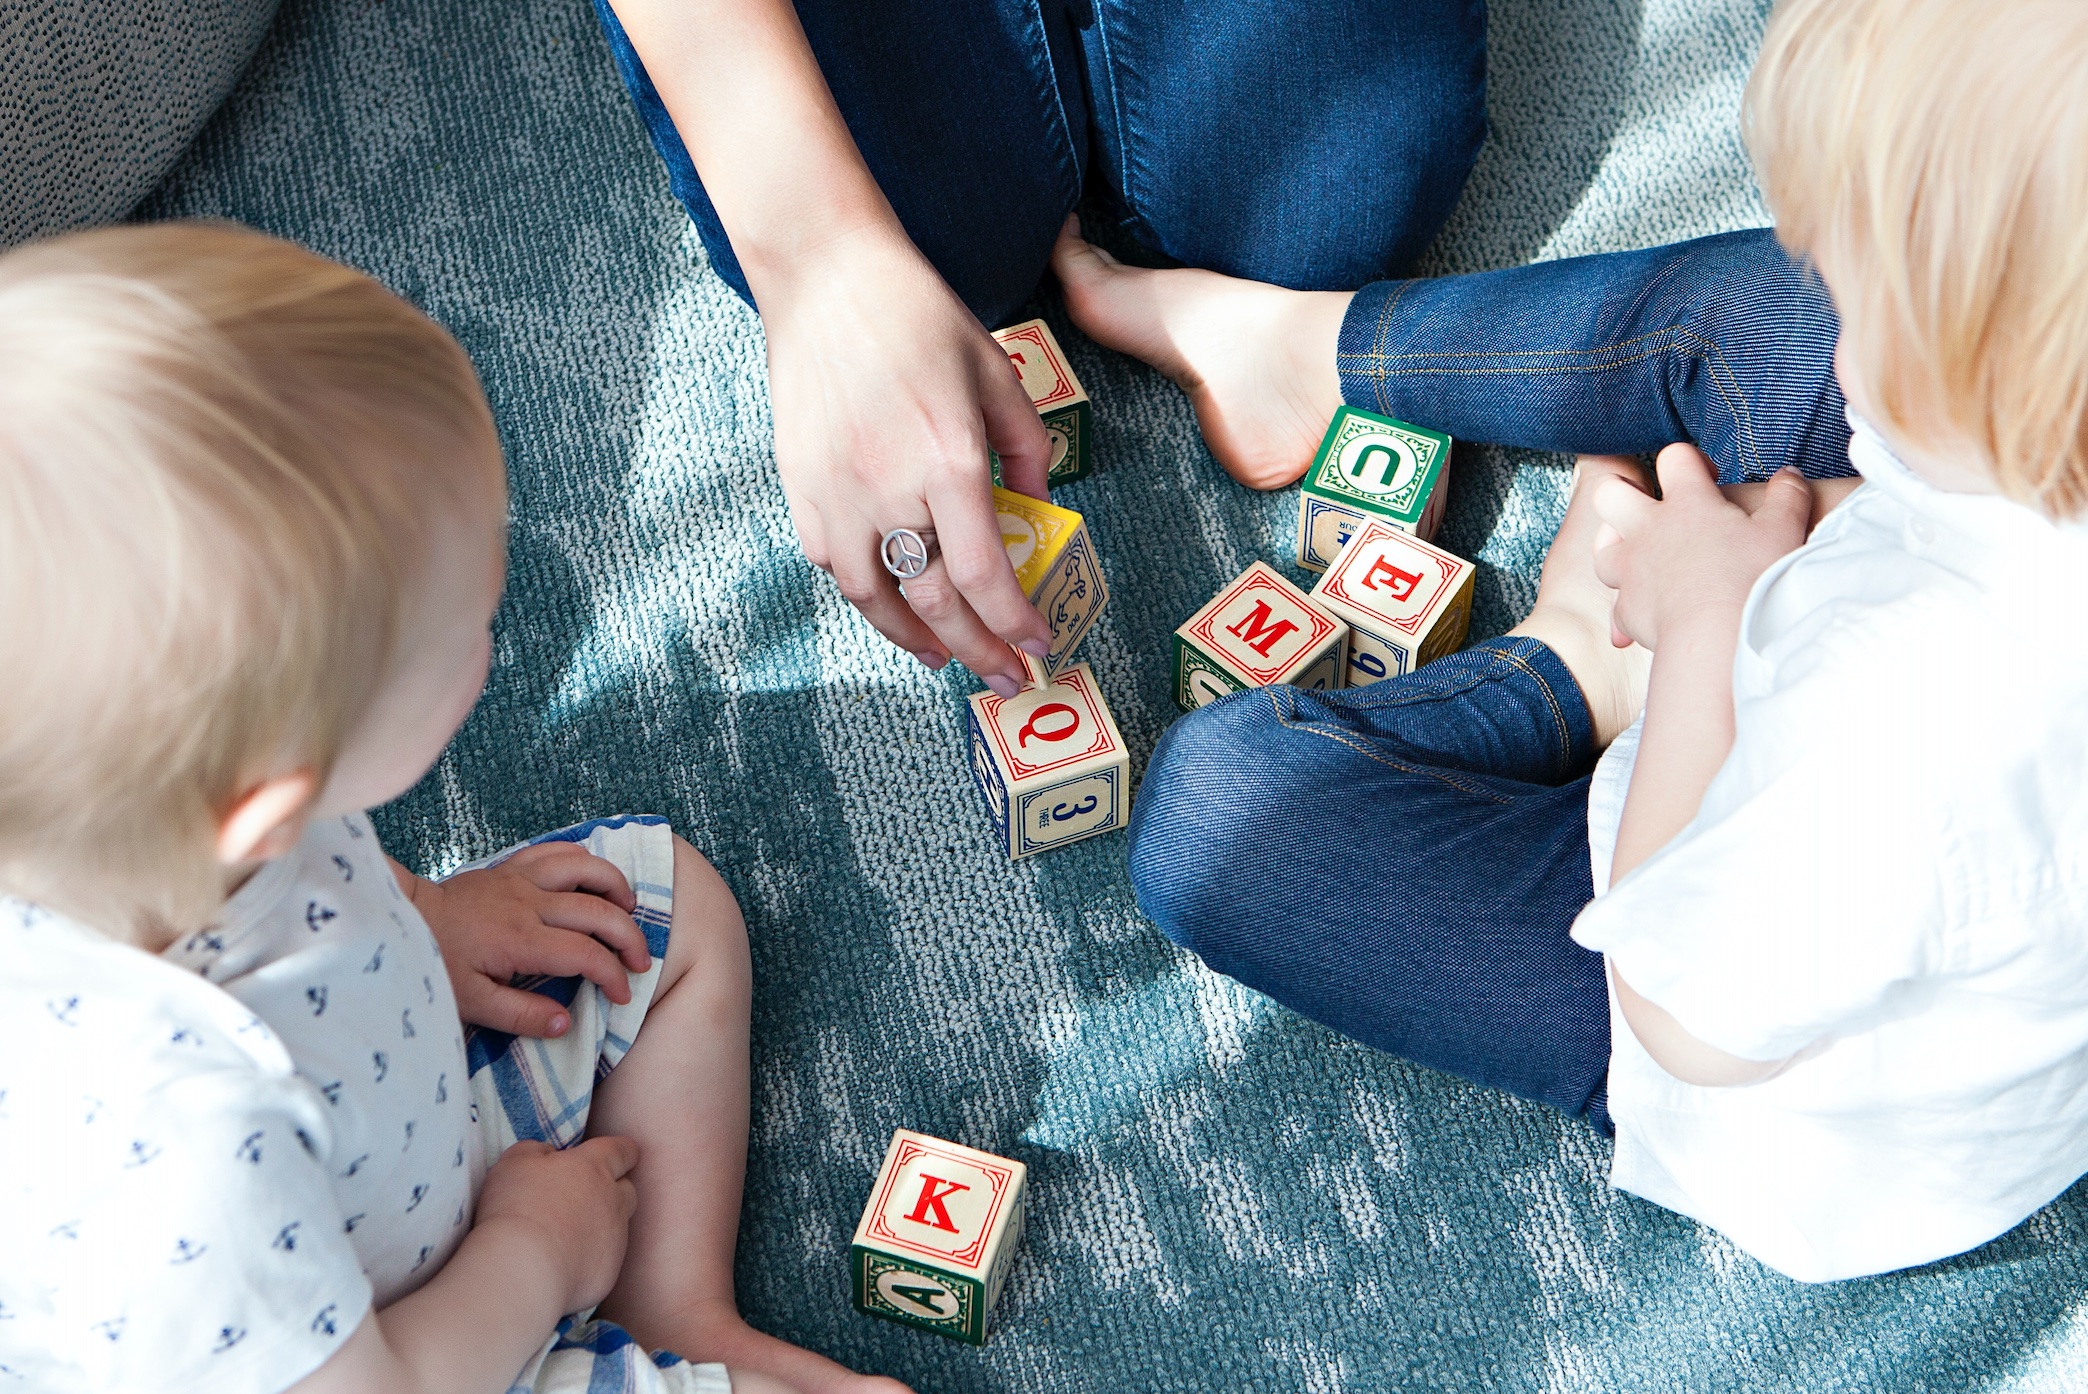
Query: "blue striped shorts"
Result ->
[[455, 815, 731, 1394]]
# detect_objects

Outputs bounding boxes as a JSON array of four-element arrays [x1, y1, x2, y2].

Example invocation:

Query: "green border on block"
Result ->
[[852, 1245, 986, 1345], [1043, 400, 1092, 484], [1300, 406, 1449, 525], [1172, 634, 1246, 713]]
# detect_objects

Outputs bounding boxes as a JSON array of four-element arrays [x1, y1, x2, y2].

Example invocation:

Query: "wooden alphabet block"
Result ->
[[996, 484, 1107, 677], [993, 318, 1093, 484], [1171, 561, 1348, 712], [967, 661, 1129, 858], [1296, 406, 1453, 572], [851, 1129, 1028, 1345], [1308, 517, 1475, 685]]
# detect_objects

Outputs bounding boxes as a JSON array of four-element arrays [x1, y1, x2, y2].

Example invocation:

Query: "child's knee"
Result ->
[[1128, 693, 1294, 960], [660, 834, 750, 1002]]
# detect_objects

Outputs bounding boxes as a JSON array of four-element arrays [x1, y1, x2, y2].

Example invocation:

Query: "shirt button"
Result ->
[[1909, 518, 1935, 545]]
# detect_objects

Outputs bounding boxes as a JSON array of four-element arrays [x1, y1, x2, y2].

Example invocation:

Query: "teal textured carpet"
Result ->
[[138, 1, 2088, 1388]]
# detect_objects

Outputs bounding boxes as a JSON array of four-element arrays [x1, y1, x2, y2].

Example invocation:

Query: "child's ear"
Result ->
[[216, 771, 321, 865]]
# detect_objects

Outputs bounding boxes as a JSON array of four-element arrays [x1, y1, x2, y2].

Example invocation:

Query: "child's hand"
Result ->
[[1593, 444, 1812, 652], [474, 1136, 640, 1317], [402, 844, 651, 1037]]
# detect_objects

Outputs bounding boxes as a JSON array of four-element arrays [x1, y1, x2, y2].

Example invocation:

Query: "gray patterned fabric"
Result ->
[[0, 0, 278, 245], [132, 0, 2088, 1388]]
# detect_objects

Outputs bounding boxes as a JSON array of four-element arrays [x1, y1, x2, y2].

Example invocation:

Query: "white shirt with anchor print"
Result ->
[[0, 813, 482, 1392]]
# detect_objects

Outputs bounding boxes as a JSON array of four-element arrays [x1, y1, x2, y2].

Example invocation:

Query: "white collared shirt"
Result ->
[[1575, 418, 2088, 1282]]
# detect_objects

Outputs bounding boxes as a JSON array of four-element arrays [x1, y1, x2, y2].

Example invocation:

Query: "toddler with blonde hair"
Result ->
[[1082, 0, 2088, 1280], [0, 224, 907, 1393]]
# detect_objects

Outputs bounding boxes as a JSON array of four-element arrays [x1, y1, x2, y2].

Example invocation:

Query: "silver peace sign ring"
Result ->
[[880, 527, 939, 580]]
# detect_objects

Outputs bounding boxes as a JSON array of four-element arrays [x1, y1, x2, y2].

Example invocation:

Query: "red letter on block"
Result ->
[[1225, 601, 1299, 656], [1361, 557, 1423, 603], [904, 1174, 971, 1233]]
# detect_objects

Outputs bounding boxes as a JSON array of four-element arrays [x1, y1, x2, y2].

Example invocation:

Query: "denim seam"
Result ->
[[1085, 4, 1151, 248], [1338, 329, 1766, 477], [1023, 0, 1085, 212], [1484, 644, 1575, 774], [1275, 710, 1520, 805], [1368, 281, 1414, 417]]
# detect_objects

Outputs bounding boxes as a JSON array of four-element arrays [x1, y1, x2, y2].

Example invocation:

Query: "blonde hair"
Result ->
[[0, 223, 503, 942], [1745, 0, 2088, 516]]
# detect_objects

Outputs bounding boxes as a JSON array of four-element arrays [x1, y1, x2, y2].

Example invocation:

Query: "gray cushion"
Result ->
[[0, 0, 279, 247]]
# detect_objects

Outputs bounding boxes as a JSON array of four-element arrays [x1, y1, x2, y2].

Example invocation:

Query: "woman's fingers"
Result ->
[[926, 467, 1051, 654], [979, 342, 1053, 502], [827, 538, 950, 664]]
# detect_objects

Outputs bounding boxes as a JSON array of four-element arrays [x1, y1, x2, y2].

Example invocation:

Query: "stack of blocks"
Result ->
[[851, 1130, 1028, 1345], [1172, 405, 1473, 712]]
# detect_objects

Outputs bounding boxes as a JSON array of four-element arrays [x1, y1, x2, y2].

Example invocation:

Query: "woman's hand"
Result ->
[[395, 845, 651, 1038], [760, 226, 1053, 693]]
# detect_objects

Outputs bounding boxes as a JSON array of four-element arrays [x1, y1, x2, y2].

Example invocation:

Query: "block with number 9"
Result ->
[[966, 661, 1129, 858], [1296, 406, 1452, 572], [1308, 517, 1474, 685]]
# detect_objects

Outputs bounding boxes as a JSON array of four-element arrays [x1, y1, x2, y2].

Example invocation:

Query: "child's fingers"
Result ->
[[578, 1133, 641, 1180], [1653, 442, 1721, 500], [1591, 474, 1657, 534], [540, 891, 650, 972], [1758, 466, 1814, 535], [1592, 521, 1627, 590], [463, 978, 573, 1038], [522, 925, 635, 1005], [508, 844, 637, 911]]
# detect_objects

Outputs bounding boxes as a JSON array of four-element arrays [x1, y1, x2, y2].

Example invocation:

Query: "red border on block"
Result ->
[[1186, 566, 1338, 684], [1317, 520, 1466, 637], [978, 665, 1117, 780], [996, 324, 1078, 410], [866, 1136, 1015, 1270]]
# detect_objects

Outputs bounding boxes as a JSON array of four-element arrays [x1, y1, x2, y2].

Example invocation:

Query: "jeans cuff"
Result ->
[[1335, 277, 1418, 417]]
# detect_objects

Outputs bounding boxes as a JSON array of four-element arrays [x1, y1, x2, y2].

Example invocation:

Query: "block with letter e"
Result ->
[[967, 661, 1129, 858], [1308, 517, 1474, 686], [1296, 406, 1453, 572], [851, 1129, 1029, 1346], [995, 484, 1107, 678], [1171, 561, 1348, 712], [993, 318, 1092, 484]]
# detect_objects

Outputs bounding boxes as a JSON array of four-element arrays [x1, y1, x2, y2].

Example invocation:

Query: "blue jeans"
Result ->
[[1128, 638, 1615, 1132], [595, 4, 1850, 480]]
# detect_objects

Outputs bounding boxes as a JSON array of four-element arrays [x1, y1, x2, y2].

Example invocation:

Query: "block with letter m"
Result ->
[[1171, 561, 1348, 712]]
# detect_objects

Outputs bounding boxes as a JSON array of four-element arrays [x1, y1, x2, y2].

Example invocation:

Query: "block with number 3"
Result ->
[[1296, 406, 1453, 572], [1308, 517, 1475, 685], [1171, 561, 1348, 711], [967, 661, 1129, 858], [851, 1129, 1028, 1345], [993, 318, 1092, 484]]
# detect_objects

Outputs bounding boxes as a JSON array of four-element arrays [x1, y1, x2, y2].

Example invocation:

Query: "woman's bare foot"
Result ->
[[1509, 455, 1654, 747], [1051, 216, 1349, 489]]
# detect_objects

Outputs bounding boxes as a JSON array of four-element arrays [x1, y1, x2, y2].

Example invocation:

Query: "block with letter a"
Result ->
[[851, 1129, 1029, 1346], [995, 484, 1108, 678], [1170, 561, 1349, 712], [1295, 406, 1453, 572], [1308, 517, 1474, 686], [966, 660, 1129, 858], [992, 318, 1093, 484]]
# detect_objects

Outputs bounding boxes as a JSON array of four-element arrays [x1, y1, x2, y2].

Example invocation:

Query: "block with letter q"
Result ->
[[965, 660, 1128, 858]]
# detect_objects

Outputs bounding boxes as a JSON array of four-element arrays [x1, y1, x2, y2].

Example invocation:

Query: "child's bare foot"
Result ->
[[1509, 455, 1654, 747], [688, 1310, 911, 1394], [1051, 216, 1349, 489]]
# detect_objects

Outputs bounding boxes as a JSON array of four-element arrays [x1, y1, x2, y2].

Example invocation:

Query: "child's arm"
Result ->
[[1593, 446, 1814, 1086], [290, 1136, 638, 1394], [388, 848, 651, 1038]]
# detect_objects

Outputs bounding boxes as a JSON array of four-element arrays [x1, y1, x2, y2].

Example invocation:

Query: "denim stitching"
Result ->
[[1274, 707, 1518, 805], [1484, 644, 1574, 774]]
